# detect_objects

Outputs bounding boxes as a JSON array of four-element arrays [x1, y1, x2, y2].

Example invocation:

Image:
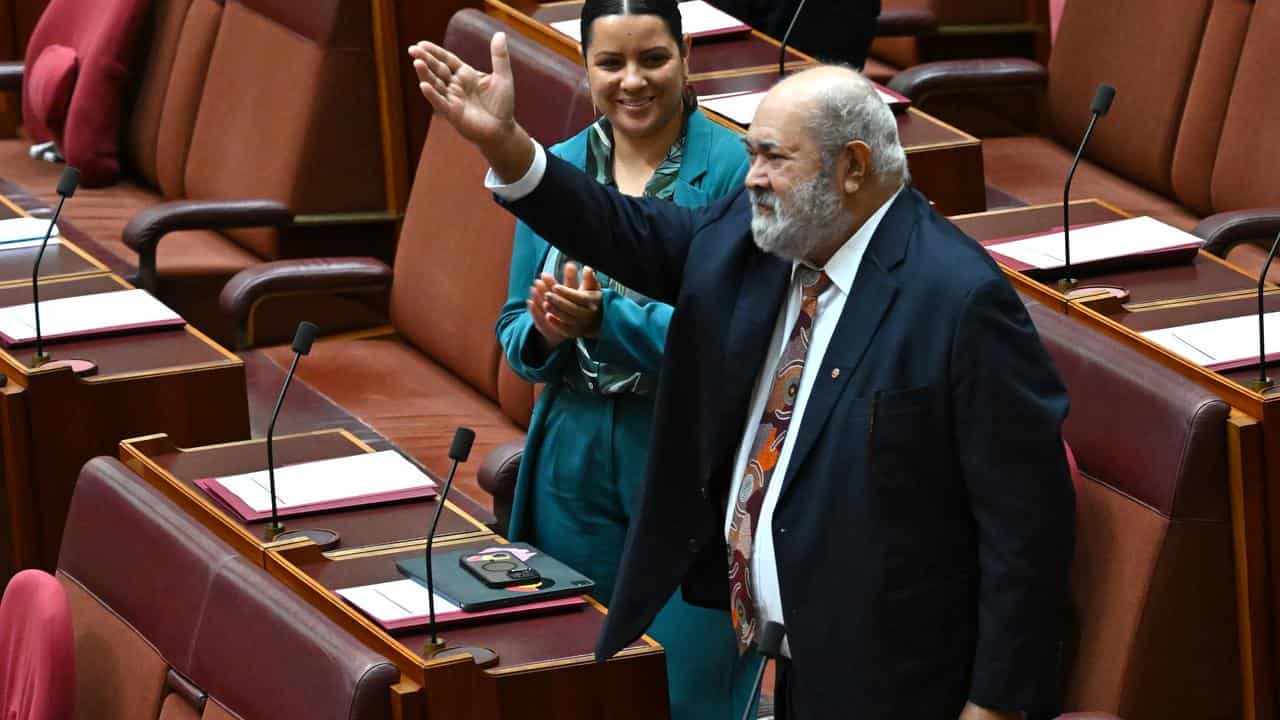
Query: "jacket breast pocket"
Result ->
[[869, 384, 944, 488]]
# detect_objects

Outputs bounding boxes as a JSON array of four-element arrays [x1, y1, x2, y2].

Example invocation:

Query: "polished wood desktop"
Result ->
[[119, 429, 495, 566], [120, 428, 670, 720], [0, 183, 250, 579], [951, 199, 1278, 720], [483, 0, 988, 215]]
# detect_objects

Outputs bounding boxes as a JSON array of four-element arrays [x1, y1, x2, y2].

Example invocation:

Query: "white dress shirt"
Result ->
[[486, 143, 904, 656], [723, 187, 901, 657]]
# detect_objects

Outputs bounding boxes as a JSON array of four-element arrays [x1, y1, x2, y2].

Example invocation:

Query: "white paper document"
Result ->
[[0, 237, 61, 252], [985, 215, 1201, 270], [0, 288, 183, 346], [550, 0, 748, 42], [1142, 312, 1280, 370], [699, 87, 906, 126], [337, 579, 460, 623], [0, 217, 58, 244], [211, 450, 436, 513]]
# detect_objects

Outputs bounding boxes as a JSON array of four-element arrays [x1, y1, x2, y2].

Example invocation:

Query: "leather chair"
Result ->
[[892, 0, 1280, 248], [220, 9, 594, 508], [1029, 304, 1241, 719], [0, 569, 75, 720], [57, 456, 399, 720], [0, 0, 394, 343]]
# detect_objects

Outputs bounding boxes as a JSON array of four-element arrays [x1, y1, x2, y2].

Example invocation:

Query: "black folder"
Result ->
[[397, 543, 595, 611]]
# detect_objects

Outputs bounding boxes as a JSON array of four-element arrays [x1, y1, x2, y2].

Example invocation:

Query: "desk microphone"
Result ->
[[741, 621, 787, 720], [778, 0, 809, 76], [263, 321, 321, 543], [423, 427, 497, 666], [1247, 231, 1280, 393], [1061, 84, 1115, 288], [32, 166, 79, 367]]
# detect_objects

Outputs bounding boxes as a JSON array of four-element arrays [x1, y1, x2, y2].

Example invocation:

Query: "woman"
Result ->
[[495, 2, 756, 718]]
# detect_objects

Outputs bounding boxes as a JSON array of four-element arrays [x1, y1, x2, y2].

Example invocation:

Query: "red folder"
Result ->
[[0, 315, 186, 348], [981, 223, 1200, 279], [194, 477, 437, 523], [367, 595, 587, 632]]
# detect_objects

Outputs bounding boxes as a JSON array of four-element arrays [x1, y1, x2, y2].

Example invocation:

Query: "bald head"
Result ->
[[757, 64, 907, 183]]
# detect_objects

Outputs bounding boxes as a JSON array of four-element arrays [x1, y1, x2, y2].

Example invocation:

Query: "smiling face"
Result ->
[[744, 89, 854, 262], [584, 14, 690, 140]]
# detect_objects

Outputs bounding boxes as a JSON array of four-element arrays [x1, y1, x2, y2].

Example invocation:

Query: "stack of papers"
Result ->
[[0, 217, 58, 245], [337, 578, 585, 631], [0, 288, 184, 347], [984, 216, 1202, 272], [196, 450, 437, 522], [549, 1, 750, 42], [699, 85, 910, 125], [1142, 312, 1280, 371]]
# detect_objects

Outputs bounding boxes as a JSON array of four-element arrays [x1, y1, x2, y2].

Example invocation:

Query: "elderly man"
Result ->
[[409, 35, 1074, 720]]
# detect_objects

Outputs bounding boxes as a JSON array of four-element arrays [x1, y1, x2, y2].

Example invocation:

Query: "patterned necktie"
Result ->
[[727, 267, 832, 652]]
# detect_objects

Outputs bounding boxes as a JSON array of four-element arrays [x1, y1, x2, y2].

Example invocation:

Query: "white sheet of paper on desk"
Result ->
[[0, 217, 58, 244], [698, 90, 766, 125], [1142, 312, 1280, 369], [0, 288, 181, 344], [212, 450, 436, 513], [337, 579, 460, 623], [985, 216, 1200, 270], [699, 88, 902, 125], [550, 0, 747, 42]]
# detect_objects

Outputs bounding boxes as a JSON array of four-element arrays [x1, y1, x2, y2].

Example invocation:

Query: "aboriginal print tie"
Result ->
[[727, 267, 832, 652]]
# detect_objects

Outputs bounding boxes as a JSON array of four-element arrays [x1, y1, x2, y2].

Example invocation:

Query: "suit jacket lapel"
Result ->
[[778, 191, 919, 497]]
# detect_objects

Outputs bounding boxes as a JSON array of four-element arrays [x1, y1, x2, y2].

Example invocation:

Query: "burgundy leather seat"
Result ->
[[1028, 304, 1240, 719], [57, 457, 398, 720]]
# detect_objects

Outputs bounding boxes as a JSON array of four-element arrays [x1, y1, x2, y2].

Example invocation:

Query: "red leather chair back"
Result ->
[[21, 0, 152, 186], [0, 569, 75, 720]]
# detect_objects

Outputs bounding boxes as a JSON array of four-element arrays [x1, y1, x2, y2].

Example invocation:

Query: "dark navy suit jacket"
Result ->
[[501, 153, 1075, 718]]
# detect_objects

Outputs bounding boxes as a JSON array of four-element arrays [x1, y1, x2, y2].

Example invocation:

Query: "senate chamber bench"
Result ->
[[0, 0, 1276, 718]]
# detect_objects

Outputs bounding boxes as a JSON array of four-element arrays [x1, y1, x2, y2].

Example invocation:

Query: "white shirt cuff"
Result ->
[[484, 141, 547, 201]]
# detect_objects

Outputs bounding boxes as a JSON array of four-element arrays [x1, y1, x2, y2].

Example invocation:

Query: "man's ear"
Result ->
[[843, 141, 873, 195]]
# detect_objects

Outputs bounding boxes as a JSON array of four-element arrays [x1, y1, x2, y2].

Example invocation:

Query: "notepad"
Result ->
[[0, 217, 58, 244], [196, 450, 437, 522], [984, 216, 1201, 272], [337, 578, 586, 631], [1142, 312, 1280, 371], [549, 0, 750, 42], [0, 288, 185, 347], [699, 85, 910, 125]]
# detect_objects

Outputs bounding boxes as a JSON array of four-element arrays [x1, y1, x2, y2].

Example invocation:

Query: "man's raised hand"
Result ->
[[408, 33, 534, 181]]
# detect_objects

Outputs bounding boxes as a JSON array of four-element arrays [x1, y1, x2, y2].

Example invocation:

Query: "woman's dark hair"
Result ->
[[580, 0, 685, 55]]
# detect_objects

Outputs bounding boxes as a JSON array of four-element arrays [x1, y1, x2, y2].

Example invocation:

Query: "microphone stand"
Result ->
[[1248, 230, 1280, 393], [261, 321, 340, 549], [777, 0, 809, 76], [32, 167, 79, 367], [1061, 84, 1115, 291], [422, 428, 496, 667]]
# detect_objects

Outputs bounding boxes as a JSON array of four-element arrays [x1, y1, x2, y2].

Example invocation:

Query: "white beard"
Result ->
[[749, 168, 852, 262]]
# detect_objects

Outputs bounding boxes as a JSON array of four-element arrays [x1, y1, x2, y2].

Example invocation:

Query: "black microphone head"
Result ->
[[1090, 84, 1116, 116], [291, 321, 319, 355], [448, 427, 476, 462], [756, 621, 786, 658], [56, 167, 80, 198]]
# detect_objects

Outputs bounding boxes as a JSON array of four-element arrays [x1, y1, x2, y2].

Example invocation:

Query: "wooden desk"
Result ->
[[120, 429, 670, 720], [0, 188, 109, 285], [950, 200, 1278, 720], [0, 271, 248, 576], [484, 0, 986, 215], [119, 430, 495, 566]]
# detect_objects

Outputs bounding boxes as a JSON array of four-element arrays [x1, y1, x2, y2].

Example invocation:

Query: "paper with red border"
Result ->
[[337, 579, 586, 631], [0, 288, 185, 348]]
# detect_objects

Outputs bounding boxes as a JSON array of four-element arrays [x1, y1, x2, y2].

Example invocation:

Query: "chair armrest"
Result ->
[[0, 62, 22, 93], [219, 257, 392, 349], [477, 439, 524, 536], [123, 199, 294, 291], [889, 58, 1048, 102], [1193, 209, 1280, 258], [876, 7, 936, 37]]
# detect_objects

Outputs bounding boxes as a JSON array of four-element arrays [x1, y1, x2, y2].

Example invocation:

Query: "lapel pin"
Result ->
[[831, 368, 841, 379]]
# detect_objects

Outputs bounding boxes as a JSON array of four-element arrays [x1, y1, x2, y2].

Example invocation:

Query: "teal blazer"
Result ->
[[496, 109, 749, 539]]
